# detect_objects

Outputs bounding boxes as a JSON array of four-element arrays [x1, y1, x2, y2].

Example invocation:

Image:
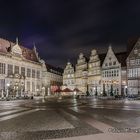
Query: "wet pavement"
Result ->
[[0, 97, 140, 140]]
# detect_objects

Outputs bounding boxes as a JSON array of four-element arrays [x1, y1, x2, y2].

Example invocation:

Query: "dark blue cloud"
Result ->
[[0, 0, 140, 67]]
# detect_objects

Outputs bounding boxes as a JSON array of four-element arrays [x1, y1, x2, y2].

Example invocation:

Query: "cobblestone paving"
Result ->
[[80, 107, 140, 128], [0, 98, 140, 140], [0, 110, 74, 132], [0, 108, 101, 140]]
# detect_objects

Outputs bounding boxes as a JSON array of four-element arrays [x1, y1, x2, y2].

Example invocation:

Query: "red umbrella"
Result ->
[[73, 88, 81, 92], [62, 88, 73, 92], [54, 88, 62, 92]]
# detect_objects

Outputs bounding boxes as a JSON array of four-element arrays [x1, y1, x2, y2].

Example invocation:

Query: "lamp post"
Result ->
[[15, 82, 19, 98], [93, 87, 96, 96], [6, 83, 10, 98], [42, 87, 45, 98], [125, 86, 128, 97], [74, 91, 76, 98], [47, 87, 50, 96], [21, 82, 24, 97], [1, 89, 4, 98], [36, 88, 39, 96]]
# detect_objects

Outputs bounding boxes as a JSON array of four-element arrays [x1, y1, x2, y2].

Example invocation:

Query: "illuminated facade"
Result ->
[[63, 62, 75, 90], [88, 49, 101, 95], [127, 38, 140, 95], [75, 53, 88, 93], [0, 38, 63, 98], [102, 46, 122, 96], [0, 38, 42, 97], [101, 46, 127, 96], [63, 46, 127, 95]]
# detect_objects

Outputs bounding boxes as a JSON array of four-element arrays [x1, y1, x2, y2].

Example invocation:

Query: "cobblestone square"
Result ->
[[0, 98, 140, 140]]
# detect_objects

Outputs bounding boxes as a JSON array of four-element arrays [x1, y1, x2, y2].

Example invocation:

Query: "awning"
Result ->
[[62, 88, 73, 92]]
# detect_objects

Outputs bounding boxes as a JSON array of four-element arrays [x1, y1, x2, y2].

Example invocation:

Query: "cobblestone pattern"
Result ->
[[0, 109, 102, 140], [81, 107, 140, 128]]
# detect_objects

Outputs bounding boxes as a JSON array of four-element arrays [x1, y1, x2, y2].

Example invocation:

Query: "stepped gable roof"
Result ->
[[0, 38, 39, 63], [45, 63, 64, 75]]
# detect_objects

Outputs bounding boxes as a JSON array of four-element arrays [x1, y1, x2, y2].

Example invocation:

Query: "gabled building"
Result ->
[[63, 62, 75, 90], [0, 38, 43, 97], [88, 49, 101, 95], [75, 53, 88, 93], [62, 45, 129, 96], [127, 38, 140, 95], [101, 45, 125, 96]]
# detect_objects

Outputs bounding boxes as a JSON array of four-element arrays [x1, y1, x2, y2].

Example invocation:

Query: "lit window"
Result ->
[[136, 59, 140, 65], [27, 68, 31, 77], [32, 69, 35, 78], [130, 59, 135, 65], [37, 71, 40, 79], [8, 64, 13, 75], [134, 49, 138, 54], [21, 67, 25, 76], [15, 66, 19, 74], [0, 63, 5, 74]]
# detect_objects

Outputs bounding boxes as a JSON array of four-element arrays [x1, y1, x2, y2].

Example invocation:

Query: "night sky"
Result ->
[[0, 0, 140, 68]]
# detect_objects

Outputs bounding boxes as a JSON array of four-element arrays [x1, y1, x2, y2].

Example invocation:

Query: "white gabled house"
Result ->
[[101, 45, 123, 96]]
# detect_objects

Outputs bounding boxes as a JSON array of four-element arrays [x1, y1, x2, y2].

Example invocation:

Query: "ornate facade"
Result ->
[[0, 38, 42, 97], [127, 38, 140, 95], [63, 62, 75, 90], [63, 46, 127, 96], [88, 49, 101, 95], [75, 53, 88, 93], [0, 38, 63, 98]]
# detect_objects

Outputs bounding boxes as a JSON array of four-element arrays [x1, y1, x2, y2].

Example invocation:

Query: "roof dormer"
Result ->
[[11, 37, 22, 56]]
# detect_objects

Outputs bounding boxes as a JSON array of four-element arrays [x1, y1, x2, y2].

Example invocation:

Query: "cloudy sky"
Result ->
[[0, 0, 140, 67]]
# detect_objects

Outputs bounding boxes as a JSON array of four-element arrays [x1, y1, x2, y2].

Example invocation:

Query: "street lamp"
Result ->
[[36, 88, 39, 96], [74, 91, 76, 97], [93, 87, 96, 96], [15, 82, 19, 98], [125, 86, 128, 96]]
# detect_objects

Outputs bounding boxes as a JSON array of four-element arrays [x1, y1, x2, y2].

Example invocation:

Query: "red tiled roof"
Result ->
[[0, 38, 39, 62], [21, 46, 39, 62], [54, 88, 62, 92]]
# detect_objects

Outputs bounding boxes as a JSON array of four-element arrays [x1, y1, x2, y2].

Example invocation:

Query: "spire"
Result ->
[[33, 42, 36, 51], [67, 59, 71, 65], [33, 42, 40, 60], [109, 43, 112, 50], [16, 37, 19, 45]]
